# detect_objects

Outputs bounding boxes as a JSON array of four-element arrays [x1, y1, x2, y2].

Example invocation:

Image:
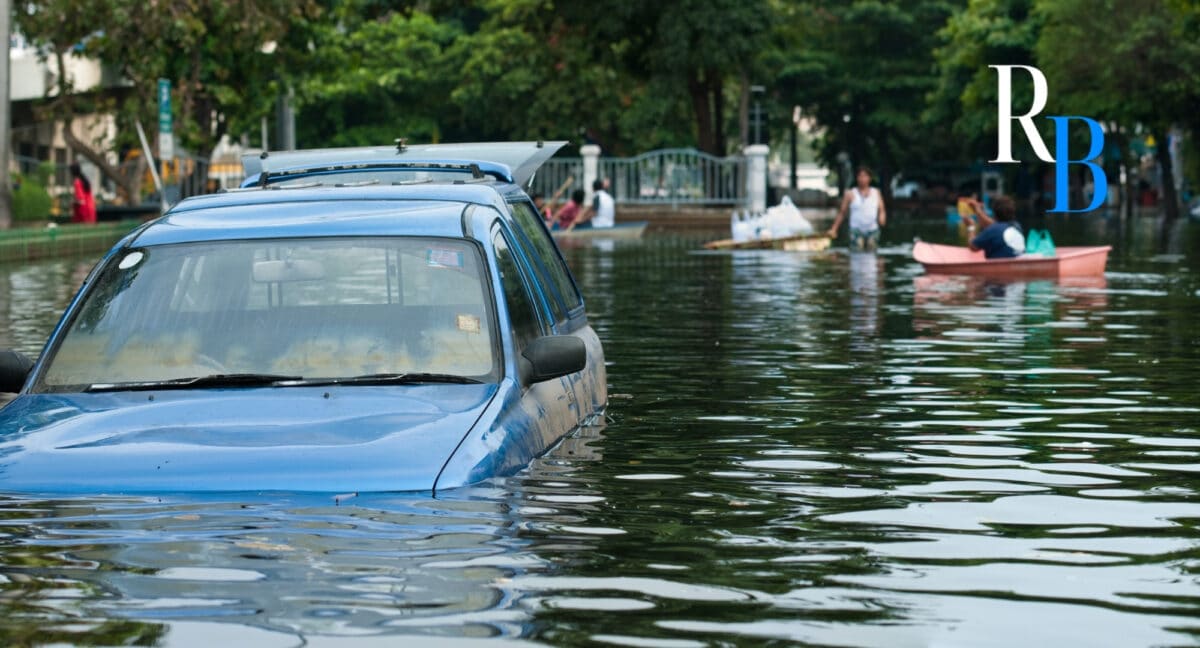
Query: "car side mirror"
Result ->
[[522, 336, 586, 383], [0, 350, 35, 393]]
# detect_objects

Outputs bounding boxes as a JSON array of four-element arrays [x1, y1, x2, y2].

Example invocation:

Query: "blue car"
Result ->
[[0, 142, 606, 493]]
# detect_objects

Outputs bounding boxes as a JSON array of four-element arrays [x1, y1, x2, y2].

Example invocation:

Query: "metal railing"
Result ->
[[529, 158, 583, 200], [19, 148, 746, 207], [532, 148, 746, 206]]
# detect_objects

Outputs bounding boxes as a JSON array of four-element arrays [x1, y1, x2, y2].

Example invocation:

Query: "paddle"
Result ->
[[545, 176, 574, 221]]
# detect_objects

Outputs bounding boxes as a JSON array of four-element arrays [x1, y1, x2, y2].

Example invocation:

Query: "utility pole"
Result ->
[[0, 0, 12, 228]]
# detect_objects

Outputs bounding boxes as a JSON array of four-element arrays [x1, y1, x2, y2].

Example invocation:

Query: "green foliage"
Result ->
[[11, 175, 54, 222], [926, 0, 1043, 155], [33, 162, 56, 187], [774, 0, 961, 187], [12, 0, 1199, 205], [16, 0, 317, 154], [294, 4, 460, 146], [1034, 0, 1200, 130], [555, 0, 774, 154]]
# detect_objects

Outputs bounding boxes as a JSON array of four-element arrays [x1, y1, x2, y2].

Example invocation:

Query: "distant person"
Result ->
[[573, 179, 615, 230], [964, 195, 1024, 258], [531, 193, 553, 222], [70, 163, 96, 224], [553, 189, 586, 230], [827, 166, 886, 250]]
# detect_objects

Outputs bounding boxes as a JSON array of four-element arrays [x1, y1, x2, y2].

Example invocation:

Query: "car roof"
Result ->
[[243, 140, 567, 188], [132, 184, 514, 247]]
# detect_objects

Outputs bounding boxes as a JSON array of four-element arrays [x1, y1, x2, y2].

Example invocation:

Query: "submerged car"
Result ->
[[0, 142, 606, 493]]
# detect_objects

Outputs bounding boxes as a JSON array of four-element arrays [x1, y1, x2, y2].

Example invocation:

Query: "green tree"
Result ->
[[293, 0, 700, 155], [1034, 0, 1200, 218], [16, 0, 315, 202], [926, 0, 1042, 157], [292, 3, 460, 146], [555, 0, 773, 155], [774, 0, 960, 195]]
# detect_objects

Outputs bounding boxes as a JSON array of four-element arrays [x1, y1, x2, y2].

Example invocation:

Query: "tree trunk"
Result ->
[[1152, 127, 1180, 220], [737, 72, 750, 149], [687, 71, 714, 156], [61, 123, 138, 204], [51, 49, 137, 204], [710, 69, 725, 157]]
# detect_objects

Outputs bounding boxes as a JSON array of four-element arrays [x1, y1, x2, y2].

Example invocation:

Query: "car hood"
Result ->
[[0, 384, 496, 493]]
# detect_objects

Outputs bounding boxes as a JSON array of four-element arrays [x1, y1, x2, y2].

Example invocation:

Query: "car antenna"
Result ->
[[258, 150, 270, 188], [395, 138, 408, 153], [537, 140, 544, 148]]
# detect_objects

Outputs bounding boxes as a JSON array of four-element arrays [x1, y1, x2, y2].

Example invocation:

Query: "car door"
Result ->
[[504, 198, 602, 418], [490, 224, 581, 451]]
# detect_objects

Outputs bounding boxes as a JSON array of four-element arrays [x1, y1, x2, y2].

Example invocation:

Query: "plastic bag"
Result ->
[[1025, 229, 1056, 257]]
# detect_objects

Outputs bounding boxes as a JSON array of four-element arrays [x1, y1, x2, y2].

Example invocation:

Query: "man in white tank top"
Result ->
[[572, 179, 615, 229], [827, 166, 887, 250]]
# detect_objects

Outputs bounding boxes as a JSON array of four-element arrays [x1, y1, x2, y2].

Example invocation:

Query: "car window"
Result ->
[[508, 200, 584, 315], [491, 228, 544, 352], [39, 237, 499, 389]]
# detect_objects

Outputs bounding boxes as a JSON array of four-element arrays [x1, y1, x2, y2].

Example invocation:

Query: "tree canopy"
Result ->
[[12, 0, 1200, 210]]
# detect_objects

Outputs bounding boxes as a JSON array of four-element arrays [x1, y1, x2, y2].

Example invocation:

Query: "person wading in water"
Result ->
[[828, 166, 886, 251]]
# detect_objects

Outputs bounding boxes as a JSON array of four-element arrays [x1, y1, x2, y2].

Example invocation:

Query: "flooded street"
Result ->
[[1, 213, 1199, 646]]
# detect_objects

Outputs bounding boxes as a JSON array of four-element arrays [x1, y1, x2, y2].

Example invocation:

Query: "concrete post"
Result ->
[[581, 144, 600, 203], [744, 144, 769, 212]]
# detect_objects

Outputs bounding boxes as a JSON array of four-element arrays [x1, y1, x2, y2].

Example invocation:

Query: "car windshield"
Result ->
[[38, 237, 498, 391]]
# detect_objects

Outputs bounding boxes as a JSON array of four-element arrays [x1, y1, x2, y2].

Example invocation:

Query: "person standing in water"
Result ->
[[827, 166, 886, 250]]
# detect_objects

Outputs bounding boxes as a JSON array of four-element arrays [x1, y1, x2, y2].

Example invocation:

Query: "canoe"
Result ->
[[703, 233, 832, 252], [552, 221, 648, 241], [913, 241, 1110, 278]]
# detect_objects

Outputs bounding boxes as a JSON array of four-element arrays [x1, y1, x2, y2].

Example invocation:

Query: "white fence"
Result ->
[[20, 145, 770, 212], [531, 147, 762, 208]]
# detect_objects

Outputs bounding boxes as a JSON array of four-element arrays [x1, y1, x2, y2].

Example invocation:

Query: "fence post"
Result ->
[[744, 144, 769, 212], [581, 144, 601, 203]]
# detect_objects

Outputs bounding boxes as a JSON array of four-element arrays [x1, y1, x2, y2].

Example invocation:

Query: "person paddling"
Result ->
[[964, 195, 1024, 258]]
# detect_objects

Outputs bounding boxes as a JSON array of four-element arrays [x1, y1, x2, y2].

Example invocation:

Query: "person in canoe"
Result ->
[[827, 166, 886, 250], [536, 176, 575, 227], [570, 179, 615, 231], [553, 189, 587, 230], [963, 195, 1025, 258]]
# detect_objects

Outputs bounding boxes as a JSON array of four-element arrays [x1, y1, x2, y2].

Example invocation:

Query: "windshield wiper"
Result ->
[[297, 372, 484, 387], [86, 373, 303, 393]]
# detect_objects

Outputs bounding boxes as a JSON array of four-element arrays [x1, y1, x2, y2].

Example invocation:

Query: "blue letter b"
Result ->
[[1049, 116, 1108, 213]]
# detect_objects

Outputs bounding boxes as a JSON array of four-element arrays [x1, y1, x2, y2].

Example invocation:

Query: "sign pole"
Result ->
[[157, 79, 174, 206], [0, 0, 12, 228]]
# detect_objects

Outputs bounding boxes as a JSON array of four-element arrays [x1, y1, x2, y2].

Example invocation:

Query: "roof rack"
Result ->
[[261, 161, 503, 183]]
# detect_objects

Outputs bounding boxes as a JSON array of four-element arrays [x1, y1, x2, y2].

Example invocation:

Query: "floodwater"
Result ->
[[1, 212, 1199, 647]]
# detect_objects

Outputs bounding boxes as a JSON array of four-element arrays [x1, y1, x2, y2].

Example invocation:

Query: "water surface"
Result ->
[[1, 213, 1198, 646]]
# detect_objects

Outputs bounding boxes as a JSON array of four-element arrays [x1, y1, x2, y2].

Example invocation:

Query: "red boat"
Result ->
[[912, 241, 1110, 278]]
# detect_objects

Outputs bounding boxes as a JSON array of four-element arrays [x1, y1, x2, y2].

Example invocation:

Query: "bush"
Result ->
[[33, 162, 55, 187], [11, 173, 53, 221]]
